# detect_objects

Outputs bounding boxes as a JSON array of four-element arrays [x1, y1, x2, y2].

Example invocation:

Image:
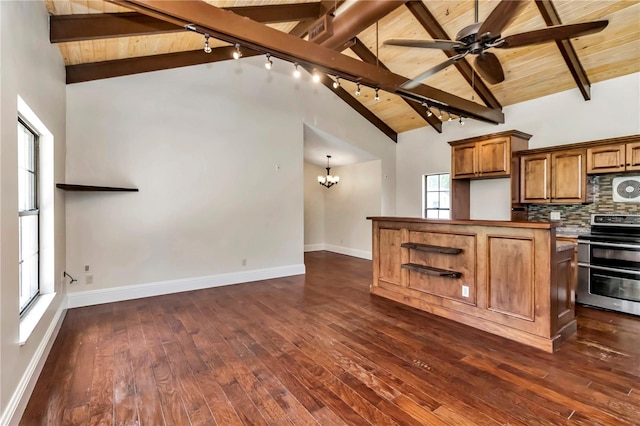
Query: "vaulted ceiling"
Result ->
[[45, 0, 640, 140]]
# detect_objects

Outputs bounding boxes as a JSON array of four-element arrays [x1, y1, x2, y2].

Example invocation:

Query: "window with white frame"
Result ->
[[18, 118, 40, 314], [423, 173, 450, 219]]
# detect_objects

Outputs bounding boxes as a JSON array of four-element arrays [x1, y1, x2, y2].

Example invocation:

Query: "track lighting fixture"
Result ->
[[293, 63, 301, 79], [333, 77, 340, 89], [355, 83, 361, 96], [312, 69, 321, 83], [459, 116, 465, 125], [203, 34, 212, 54], [438, 109, 443, 119], [264, 54, 272, 70], [375, 88, 380, 101], [422, 100, 433, 117], [233, 44, 242, 60], [448, 113, 453, 122]]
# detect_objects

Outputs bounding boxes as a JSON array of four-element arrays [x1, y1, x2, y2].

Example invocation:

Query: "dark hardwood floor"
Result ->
[[21, 251, 640, 425]]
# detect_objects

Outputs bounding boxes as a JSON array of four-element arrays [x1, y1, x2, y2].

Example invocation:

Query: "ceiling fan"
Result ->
[[384, 0, 608, 88]]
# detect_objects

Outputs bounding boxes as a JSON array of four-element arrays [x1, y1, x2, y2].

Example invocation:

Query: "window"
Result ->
[[18, 118, 39, 314], [424, 173, 450, 219]]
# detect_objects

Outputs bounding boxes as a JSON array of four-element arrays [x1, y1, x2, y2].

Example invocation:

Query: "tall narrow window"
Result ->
[[424, 173, 450, 219], [18, 119, 39, 314]]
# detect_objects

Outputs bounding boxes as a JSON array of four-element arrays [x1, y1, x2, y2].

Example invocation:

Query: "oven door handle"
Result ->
[[577, 263, 640, 275], [578, 241, 640, 250]]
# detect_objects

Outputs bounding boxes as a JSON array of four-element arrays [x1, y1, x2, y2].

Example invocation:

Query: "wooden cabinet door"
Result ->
[[626, 142, 640, 171], [552, 149, 586, 203], [451, 142, 477, 179], [521, 153, 550, 203], [477, 137, 510, 177], [586, 144, 625, 174]]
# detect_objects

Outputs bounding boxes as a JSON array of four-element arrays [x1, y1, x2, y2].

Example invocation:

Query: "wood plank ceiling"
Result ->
[[46, 0, 640, 139]]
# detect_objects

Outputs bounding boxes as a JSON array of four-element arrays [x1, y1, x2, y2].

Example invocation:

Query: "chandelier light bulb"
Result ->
[[203, 34, 212, 54], [264, 54, 272, 70], [233, 44, 242, 60], [293, 63, 301, 78], [355, 83, 361, 96]]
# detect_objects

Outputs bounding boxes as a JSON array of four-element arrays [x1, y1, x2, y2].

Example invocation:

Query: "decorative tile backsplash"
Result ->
[[528, 173, 640, 228]]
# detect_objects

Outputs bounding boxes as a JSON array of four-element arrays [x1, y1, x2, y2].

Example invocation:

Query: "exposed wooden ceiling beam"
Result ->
[[314, 70, 398, 142], [51, 3, 322, 43], [319, 1, 407, 51], [66, 46, 261, 84], [289, 0, 342, 38], [350, 38, 443, 133], [109, 0, 503, 124], [405, 1, 502, 110], [535, 0, 591, 101]]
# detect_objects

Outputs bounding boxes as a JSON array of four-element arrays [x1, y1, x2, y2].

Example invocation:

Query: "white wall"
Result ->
[[0, 0, 66, 423], [396, 73, 640, 219], [65, 56, 395, 298], [304, 161, 325, 248], [324, 160, 382, 258]]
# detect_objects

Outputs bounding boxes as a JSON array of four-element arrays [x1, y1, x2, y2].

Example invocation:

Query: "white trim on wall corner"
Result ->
[[304, 244, 326, 252], [1, 303, 66, 426], [66, 264, 306, 309], [325, 244, 372, 260]]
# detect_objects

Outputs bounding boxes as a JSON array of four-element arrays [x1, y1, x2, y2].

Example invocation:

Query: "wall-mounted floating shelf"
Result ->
[[401, 263, 462, 278], [55, 184, 138, 192]]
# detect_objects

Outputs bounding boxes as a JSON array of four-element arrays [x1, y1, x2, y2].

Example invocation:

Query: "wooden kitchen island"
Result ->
[[368, 217, 576, 353]]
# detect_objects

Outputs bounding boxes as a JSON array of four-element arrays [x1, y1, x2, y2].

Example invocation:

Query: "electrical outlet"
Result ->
[[84, 264, 90, 272], [462, 285, 470, 298], [550, 211, 561, 221], [86, 274, 94, 285]]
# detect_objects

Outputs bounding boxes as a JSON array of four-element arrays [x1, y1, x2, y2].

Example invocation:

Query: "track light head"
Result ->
[[375, 88, 380, 101], [438, 109, 443, 119], [264, 54, 273, 70], [459, 116, 465, 125], [293, 63, 301, 78], [333, 77, 340, 89], [312, 69, 321, 83], [355, 83, 361, 96], [203, 34, 212, 54], [448, 113, 453, 122], [233, 43, 242, 60]]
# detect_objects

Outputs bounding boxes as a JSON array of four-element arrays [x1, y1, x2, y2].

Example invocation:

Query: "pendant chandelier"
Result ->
[[318, 155, 340, 188]]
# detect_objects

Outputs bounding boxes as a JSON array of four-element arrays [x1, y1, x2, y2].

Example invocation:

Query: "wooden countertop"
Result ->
[[367, 217, 558, 229]]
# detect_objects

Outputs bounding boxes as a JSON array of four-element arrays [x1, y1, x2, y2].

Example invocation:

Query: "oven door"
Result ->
[[578, 264, 640, 315], [589, 241, 640, 270]]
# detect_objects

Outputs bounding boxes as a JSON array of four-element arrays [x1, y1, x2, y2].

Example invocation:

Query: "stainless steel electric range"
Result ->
[[577, 214, 640, 316]]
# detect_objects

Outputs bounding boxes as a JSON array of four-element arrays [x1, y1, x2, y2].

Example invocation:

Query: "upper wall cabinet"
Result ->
[[587, 141, 640, 174], [449, 130, 531, 180], [520, 149, 587, 204]]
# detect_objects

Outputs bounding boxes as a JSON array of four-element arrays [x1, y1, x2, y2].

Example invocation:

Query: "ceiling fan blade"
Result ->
[[496, 21, 609, 49], [474, 53, 504, 85], [401, 53, 468, 89], [384, 39, 465, 51], [478, 0, 529, 38]]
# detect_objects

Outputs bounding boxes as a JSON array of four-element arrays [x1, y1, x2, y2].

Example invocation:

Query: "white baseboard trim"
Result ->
[[1, 302, 66, 426], [66, 263, 306, 309], [320, 244, 372, 260], [304, 243, 326, 252]]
